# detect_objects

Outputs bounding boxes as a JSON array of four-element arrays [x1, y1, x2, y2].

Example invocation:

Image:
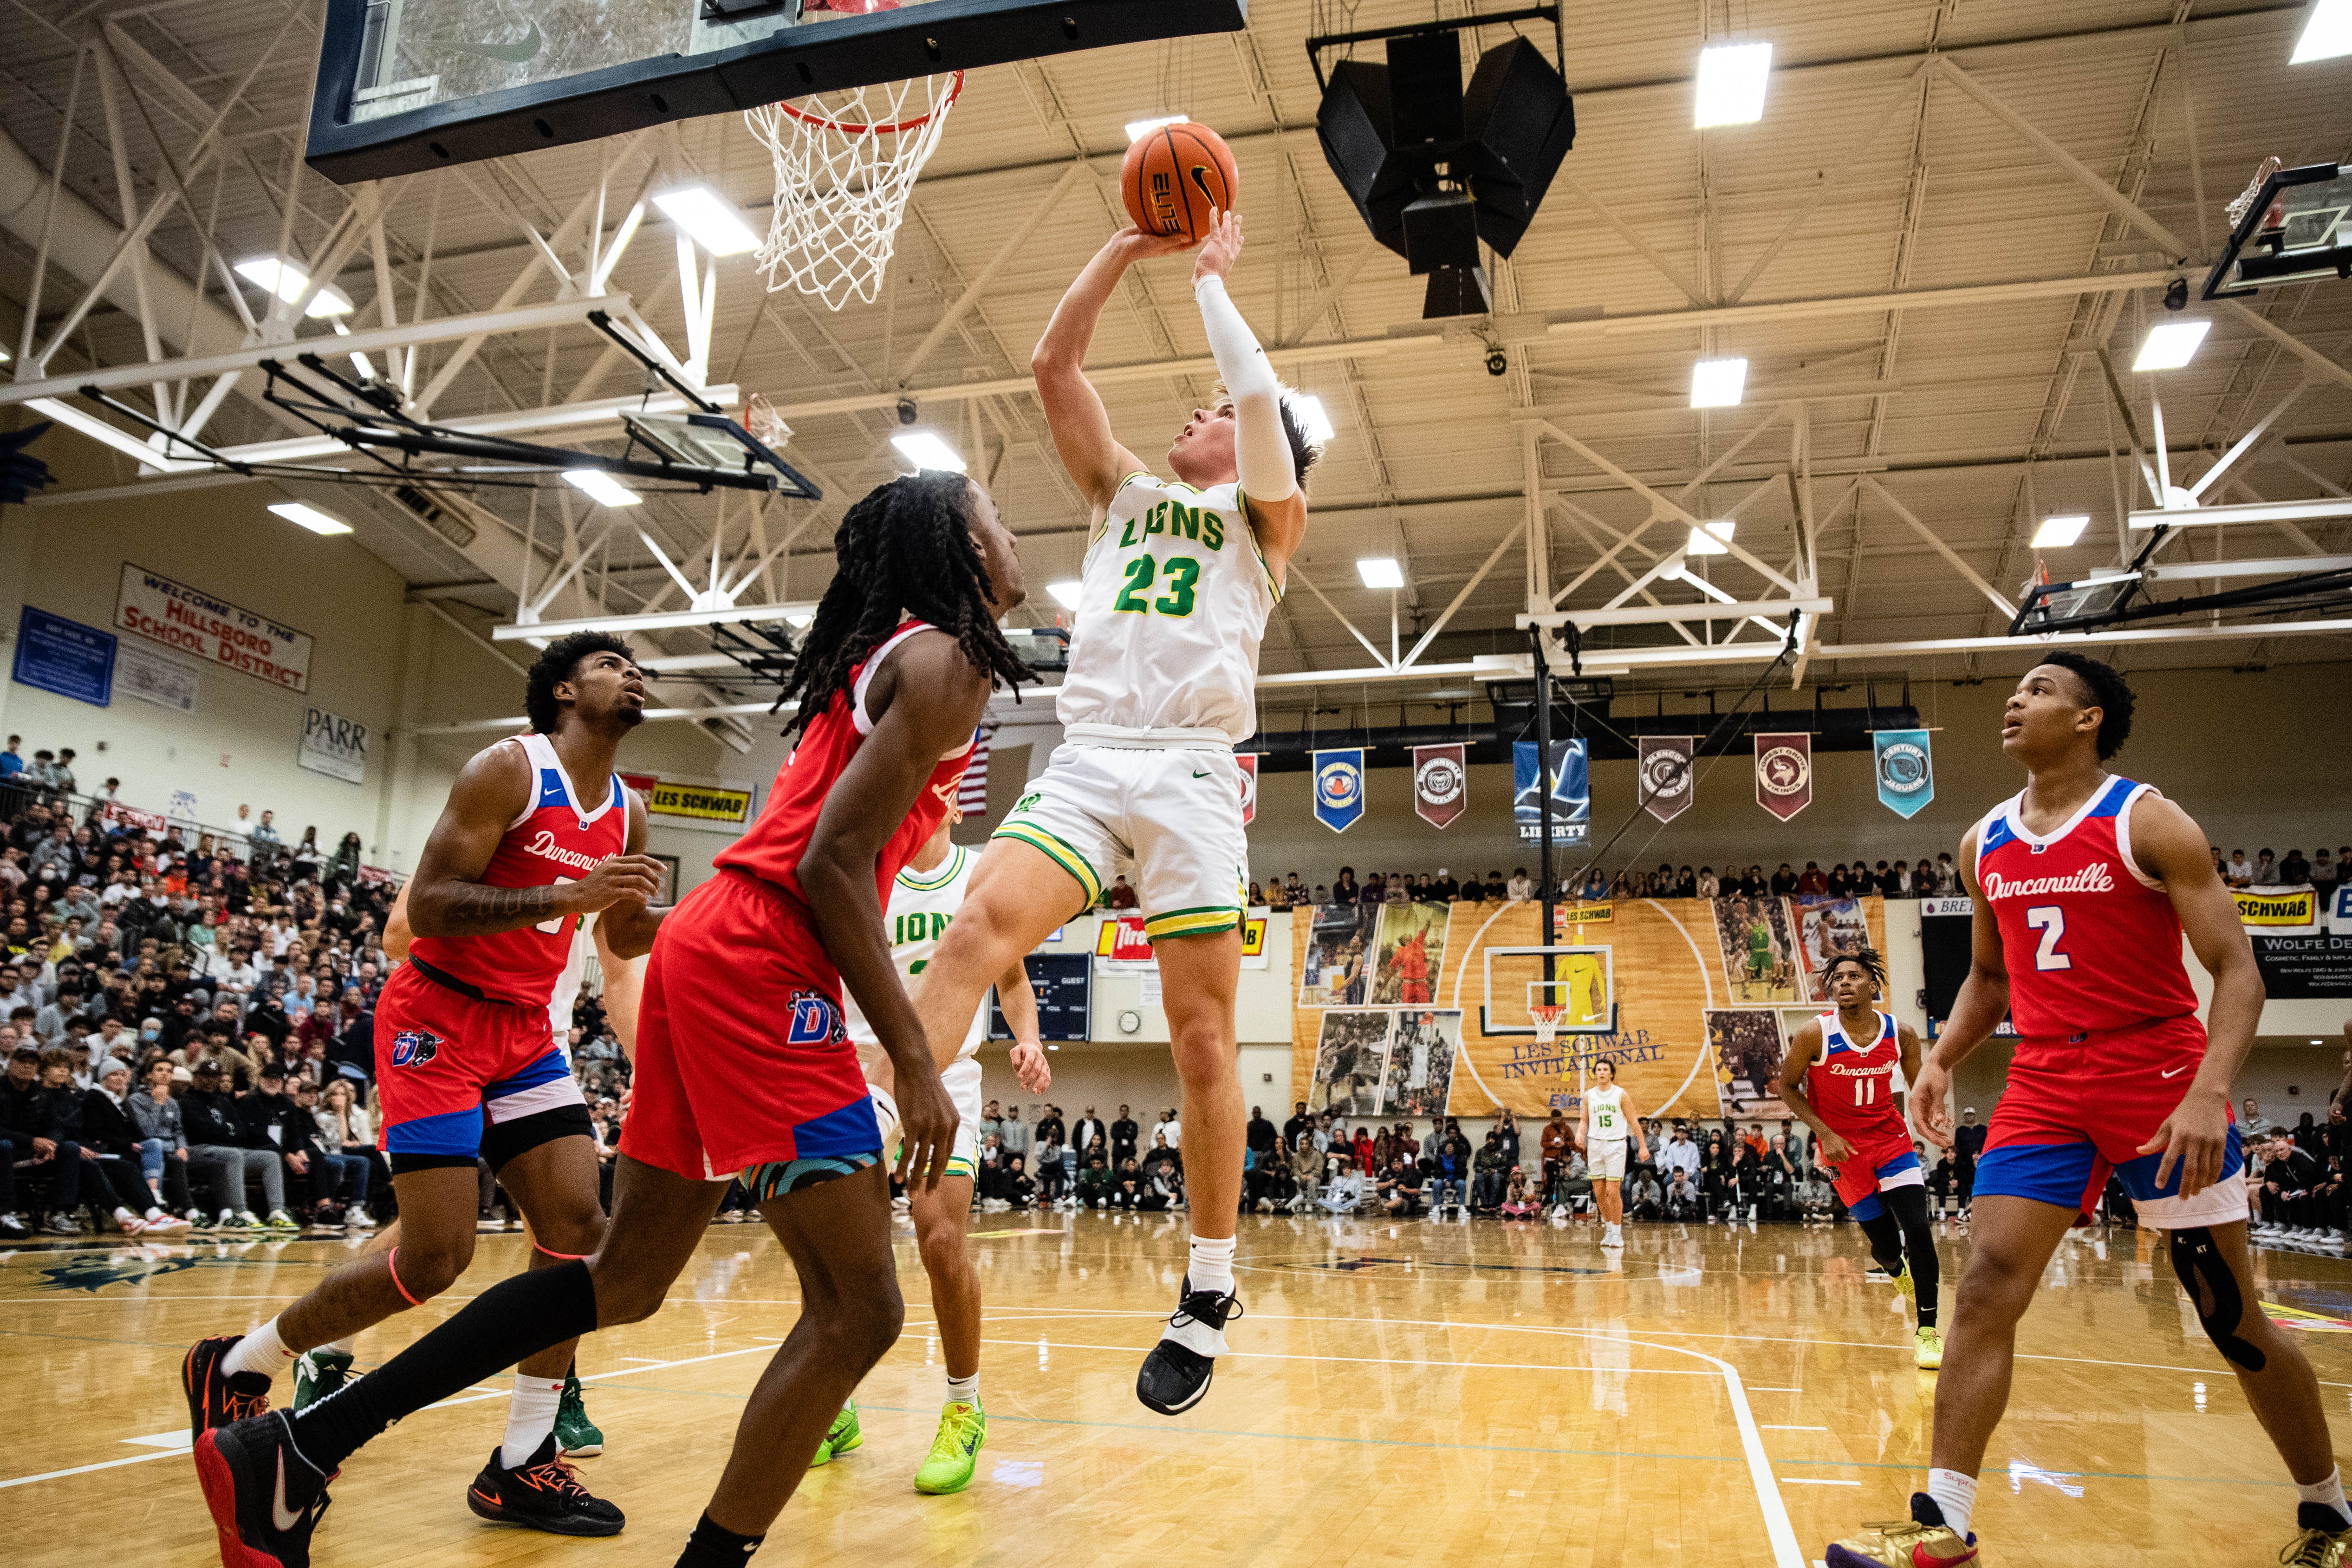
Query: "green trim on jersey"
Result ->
[[897, 842, 968, 893]]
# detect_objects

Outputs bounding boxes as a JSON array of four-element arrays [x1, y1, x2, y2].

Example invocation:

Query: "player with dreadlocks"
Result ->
[[191, 472, 1030, 1568], [1776, 944, 1943, 1370]]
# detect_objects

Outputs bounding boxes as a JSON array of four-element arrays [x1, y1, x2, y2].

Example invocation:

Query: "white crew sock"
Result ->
[[1926, 1467, 1979, 1538], [1187, 1233, 1237, 1296], [945, 1373, 979, 1408], [223, 1317, 297, 1382], [2298, 1467, 2350, 1526], [328, 1335, 357, 1356], [500, 1374, 565, 1469]]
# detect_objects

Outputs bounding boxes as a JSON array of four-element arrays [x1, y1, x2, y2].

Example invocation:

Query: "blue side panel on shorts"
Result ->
[[2114, 1122, 2243, 1201], [385, 1105, 484, 1157], [1974, 1139, 2097, 1209], [485, 1048, 571, 1100], [792, 1093, 883, 1158], [1875, 1149, 1922, 1181], [1849, 1191, 1885, 1222]]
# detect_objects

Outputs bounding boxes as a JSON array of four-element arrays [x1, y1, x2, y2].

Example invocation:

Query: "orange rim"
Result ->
[[773, 70, 965, 135]]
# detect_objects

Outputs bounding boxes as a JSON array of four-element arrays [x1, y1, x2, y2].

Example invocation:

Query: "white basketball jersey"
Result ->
[[1588, 1085, 1626, 1137], [843, 842, 988, 1061], [1054, 473, 1280, 744]]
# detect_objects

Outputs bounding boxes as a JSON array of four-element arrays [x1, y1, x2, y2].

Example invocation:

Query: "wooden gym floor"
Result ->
[[1, 1212, 2346, 1567]]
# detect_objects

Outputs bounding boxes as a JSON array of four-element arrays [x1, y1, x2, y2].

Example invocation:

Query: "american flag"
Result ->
[[956, 726, 993, 815]]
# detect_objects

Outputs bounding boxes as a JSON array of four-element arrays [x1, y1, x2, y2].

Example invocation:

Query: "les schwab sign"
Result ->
[[114, 564, 313, 692]]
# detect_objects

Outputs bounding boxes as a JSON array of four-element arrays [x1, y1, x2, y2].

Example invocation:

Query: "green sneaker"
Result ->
[[1890, 1262, 1917, 1304], [913, 1401, 985, 1495], [292, 1349, 356, 1411], [809, 1400, 860, 1468], [556, 1370, 604, 1457]]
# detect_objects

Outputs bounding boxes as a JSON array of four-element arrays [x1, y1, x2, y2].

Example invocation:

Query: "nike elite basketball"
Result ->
[[1122, 120, 1239, 240]]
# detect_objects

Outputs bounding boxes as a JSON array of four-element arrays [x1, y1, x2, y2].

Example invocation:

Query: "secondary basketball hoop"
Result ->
[[744, 71, 966, 310]]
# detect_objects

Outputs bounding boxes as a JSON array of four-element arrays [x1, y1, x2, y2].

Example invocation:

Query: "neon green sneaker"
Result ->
[[556, 1370, 604, 1457], [292, 1349, 355, 1411], [913, 1401, 985, 1495], [1890, 1262, 1916, 1304], [809, 1399, 860, 1468], [1914, 1325, 1944, 1370]]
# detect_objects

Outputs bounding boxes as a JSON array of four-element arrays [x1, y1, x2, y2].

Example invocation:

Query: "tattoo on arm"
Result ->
[[428, 881, 564, 936]]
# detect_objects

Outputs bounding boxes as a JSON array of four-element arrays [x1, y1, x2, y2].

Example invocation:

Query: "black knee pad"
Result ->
[[2167, 1227, 2266, 1372]]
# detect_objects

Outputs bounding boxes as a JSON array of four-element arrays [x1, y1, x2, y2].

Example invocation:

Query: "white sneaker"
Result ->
[[348, 1210, 378, 1230], [1603, 1223, 1623, 1247], [143, 1210, 190, 1234], [114, 1208, 146, 1235]]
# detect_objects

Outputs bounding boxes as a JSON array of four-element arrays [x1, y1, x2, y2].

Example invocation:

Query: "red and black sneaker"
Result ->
[[192, 1411, 333, 1568], [184, 1335, 272, 1442], [465, 1434, 625, 1536]]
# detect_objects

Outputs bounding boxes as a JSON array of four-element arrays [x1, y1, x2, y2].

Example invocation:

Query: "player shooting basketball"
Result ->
[[907, 206, 1320, 1417]]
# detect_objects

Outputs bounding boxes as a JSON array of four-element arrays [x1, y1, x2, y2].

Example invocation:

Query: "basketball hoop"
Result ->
[[743, 391, 792, 453], [1530, 1004, 1565, 1045], [2225, 155, 2284, 231], [743, 71, 966, 311]]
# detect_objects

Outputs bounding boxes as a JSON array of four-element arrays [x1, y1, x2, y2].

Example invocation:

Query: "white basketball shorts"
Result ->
[[994, 742, 1249, 941], [1591, 1138, 1628, 1182]]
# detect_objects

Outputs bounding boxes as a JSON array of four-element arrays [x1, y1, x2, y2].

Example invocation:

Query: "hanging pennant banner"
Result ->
[[1412, 743, 1467, 829], [1236, 752, 1259, 826], [1312, 748, 1365, 833], [1637, 735, 1694, 823], [1872, 729, 1935, 819], [1512, 739, 1589, 843], [1754, 732, 1813, 821]]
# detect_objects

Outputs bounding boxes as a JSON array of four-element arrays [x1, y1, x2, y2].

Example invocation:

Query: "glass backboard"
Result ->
[[309, 0, 1248, 183], [2202, 161, 2352, 300]]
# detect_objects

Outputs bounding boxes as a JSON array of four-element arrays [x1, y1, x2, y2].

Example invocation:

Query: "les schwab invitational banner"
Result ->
[[1289, 896, 1890, 1125]]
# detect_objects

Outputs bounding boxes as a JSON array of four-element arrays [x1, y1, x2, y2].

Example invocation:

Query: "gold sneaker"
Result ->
[[2280, 1505, 2352, 1568], [1914, 1326, 1944, 1370], [1823, 1516, 1977, 1568]]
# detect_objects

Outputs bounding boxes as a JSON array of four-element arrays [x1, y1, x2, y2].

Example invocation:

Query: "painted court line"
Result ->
[[1779, 1477, 1862, 1487], [1760, 1425, 1829, 1431]]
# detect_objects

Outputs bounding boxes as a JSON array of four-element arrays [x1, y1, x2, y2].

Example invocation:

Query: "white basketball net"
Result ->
[[744, 72, 964, 311], [1530, 1004, 1564, 1045]]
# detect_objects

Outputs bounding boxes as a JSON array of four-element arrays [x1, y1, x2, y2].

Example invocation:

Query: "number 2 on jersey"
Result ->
[[2024, 905, 2071, 970], [1111, 553, 1199, 617], [535, 876, 578, 935]]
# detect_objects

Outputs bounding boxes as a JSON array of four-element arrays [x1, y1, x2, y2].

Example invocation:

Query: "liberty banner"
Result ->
[[1237, 752, 1259, 826], [1512, 739, 1590, 843], [1637, 735, 1694, 822], [1413, 743, 1467, 828], [1872, 729, 1935, 818], [1754, 732, 1813, 821], [1313, 748, 1365, 833]]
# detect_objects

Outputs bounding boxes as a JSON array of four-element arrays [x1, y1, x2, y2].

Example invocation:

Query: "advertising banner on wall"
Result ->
[[1312, 749, 1364, 833], [645, 781, 753, 830], [116, 642, 199, 712], [1237, 752, 1259, 826], [297, 707, 369, 784], [1871, 729, 1935, 818], [1637, 735, 1693, 823], [1412, 743, 1467, 828], [12, 606, 116, 707], [114, 563, 313, 692], [1754, 732, 1813, 821]]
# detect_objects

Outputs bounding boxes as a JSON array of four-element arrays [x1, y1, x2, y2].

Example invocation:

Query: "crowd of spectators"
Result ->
[[2243, 1088, 2352, 1257]]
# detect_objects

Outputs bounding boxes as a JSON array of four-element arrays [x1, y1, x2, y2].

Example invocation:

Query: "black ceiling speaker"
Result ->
[[1312, 22, 1576, 318]]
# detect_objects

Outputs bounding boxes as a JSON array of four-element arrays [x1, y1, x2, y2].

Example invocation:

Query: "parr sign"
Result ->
[[114, 564, 313, 692]]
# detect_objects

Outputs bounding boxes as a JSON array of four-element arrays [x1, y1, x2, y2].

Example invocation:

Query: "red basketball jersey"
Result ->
[[715, 620, 976, 911], [408, 732, 630, 1008], [1972, 774, 2198, 1039], [1804, 1009, 1908, 1150]]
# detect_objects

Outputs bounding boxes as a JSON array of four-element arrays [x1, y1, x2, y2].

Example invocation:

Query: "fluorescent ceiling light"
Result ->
[[1289, 393, 1336, 445], [2292, 0, 2352, 62], [1357, 557, 1406, 589], [268, 501, 351, 536], [2032, 514, 2090, 548], [2132, 319, 2210, 371], [1689, 357, 1748, 407], [1124, 114, 1189, 142], [1694, 42, 1773, 127], [234, 257, 353, 318], [651, 187, 761, 257], [890, 431, 966, 473], [1046, 580, 1085, 610], [784, 611, 814, 628], [1686, 520, 1734, 555], [562, 468, 643, 507]]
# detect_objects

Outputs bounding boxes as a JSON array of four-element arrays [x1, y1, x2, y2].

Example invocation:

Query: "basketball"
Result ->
[[1121, 120, 1239, 240]]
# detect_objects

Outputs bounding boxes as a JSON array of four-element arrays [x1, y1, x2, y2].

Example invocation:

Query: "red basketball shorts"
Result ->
[[1976, 1013, 2245, 1228], [1827, 1130, 1923, 1220], [376, 961, 578, 1164], [619, 870, 882, 1182]]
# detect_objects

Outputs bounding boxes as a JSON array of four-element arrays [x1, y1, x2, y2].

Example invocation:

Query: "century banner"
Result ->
[[1512, 739, 1589, 843], [1312, 749, 1364, 833], [1412, 743, 1467, 829], [1637, 735, 1693, 822], [1237, 752, 1259, 826], [1754, 732, 1813, 821], [1872, 729, 1935, 819]]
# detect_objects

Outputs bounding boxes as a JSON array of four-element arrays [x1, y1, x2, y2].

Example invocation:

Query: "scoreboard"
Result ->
[[988, 953, 1092, 1041]]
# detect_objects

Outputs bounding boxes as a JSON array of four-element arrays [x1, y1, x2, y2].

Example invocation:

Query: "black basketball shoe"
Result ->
[[184, 1334, 273, 1442], [1135, 1276, 1243, 1416], [465, 1434, 625, 1536], [192, 1411, 333, 1568]]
